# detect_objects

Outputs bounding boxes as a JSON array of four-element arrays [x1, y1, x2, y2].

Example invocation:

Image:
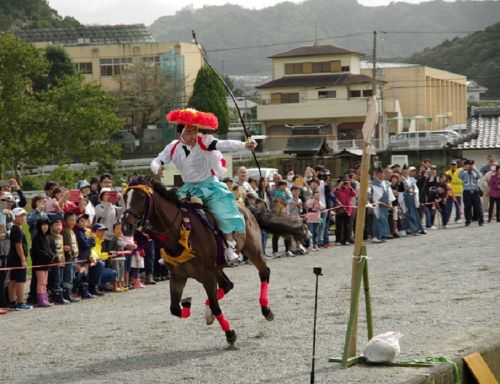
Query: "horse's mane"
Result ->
[[151, 180, 181, 207], [128, 176, 181, 207]]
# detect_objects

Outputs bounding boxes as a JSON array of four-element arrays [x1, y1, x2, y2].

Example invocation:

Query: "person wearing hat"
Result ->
[[398, 166, 426, 235], [0, 179, 27, 209], [150, 108, 257, 264], [90, 223, 118, 294], [94, 187, 125, 245], [371, 168, 395, 243], [74, 214, 97, 299], [389, 164, 401, 175], [76, 180, 96, 223], [7, 208, 32, 310], [0, 190, 15, 311], [459, 160, 484, 226], [445, 160, 463, 223]]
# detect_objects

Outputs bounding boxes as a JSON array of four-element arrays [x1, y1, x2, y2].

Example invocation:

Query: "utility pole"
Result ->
[[372, 31, 377, 96], [372, 31, 381, 147]]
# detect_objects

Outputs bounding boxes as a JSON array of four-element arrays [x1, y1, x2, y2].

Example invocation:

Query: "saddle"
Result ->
[[158, 195, 226, 266]]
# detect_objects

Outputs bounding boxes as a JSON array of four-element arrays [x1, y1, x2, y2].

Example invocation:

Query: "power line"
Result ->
[[204, 32, 373, 53], [380, 30, 479, 34], [201, 30, 480, 54]]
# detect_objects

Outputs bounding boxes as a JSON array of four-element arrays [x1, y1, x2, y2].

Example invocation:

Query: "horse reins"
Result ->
[[123, 183, 182, 237]]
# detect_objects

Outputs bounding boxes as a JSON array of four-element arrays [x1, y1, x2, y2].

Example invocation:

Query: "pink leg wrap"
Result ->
[[180, 307, 191, 318], [205, 288, 225, 306], [215, 313, 231, 332], [259, 281, 269, 307]]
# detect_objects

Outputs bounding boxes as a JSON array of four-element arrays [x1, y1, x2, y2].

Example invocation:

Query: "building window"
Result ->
[[270, 92, 301, 104], [341, 65, 350, 72], [281, 93, 299, 103], [285, 63, 303, 74], [75, 62, 93, 74], [318, 90, 336, 99], [363, 89, 373, 97], [312, 61, 331, 73], [100, 57, 132, 76], [142, 56, 160, 67], [349, 90, 361, 98]]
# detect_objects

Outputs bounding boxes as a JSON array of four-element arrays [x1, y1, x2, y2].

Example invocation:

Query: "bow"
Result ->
[[191, 30, 263, 184]]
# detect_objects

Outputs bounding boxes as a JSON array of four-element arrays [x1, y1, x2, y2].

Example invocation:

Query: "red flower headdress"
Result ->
[[166, 108, 218, 130]]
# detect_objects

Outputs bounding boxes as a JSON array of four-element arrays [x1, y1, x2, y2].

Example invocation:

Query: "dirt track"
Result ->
[[1, 221, 499, 384]]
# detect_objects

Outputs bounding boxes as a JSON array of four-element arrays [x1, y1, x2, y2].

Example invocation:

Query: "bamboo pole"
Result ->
[[347, 140, 372, 358]]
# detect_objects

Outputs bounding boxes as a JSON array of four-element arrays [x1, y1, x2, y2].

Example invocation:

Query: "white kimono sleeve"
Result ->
[[150, 141, 176, 175], [202, 134, 247, 152]]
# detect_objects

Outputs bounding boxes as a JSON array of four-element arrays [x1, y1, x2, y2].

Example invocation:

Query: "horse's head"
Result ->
[[121, 182, 154, 236]]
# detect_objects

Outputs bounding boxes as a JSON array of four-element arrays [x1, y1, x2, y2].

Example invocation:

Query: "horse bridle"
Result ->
[[123, 183, 181, 235]]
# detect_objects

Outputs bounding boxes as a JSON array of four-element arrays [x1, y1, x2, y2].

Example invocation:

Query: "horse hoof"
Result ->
[[204, 305, 215, 325], [181, 297, 192, 308], [225, 330, 237, 346], [261, 306, 274, 321]]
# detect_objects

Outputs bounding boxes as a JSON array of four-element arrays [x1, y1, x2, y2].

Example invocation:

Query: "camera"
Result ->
[[313, 267, 323, 276]]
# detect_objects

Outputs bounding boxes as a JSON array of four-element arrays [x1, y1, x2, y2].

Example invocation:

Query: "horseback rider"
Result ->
[[150, 108, 257, 265]]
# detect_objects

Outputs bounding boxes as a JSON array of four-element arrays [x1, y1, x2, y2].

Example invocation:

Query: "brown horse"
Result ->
[[121, 178, 273, 346]]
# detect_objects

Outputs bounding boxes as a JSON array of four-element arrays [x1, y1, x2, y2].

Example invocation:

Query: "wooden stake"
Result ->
[[347, 140, 372, 358]]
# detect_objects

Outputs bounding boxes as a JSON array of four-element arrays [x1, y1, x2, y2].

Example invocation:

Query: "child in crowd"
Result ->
[[272, 181, 291, 214], [128, 230, 146, 289], [91, 223, 118, 295], [334, 177, 357, 245], [427, 182, 449, 228], [7, 208, 32, 310], [31, 218, 54, 308], [244, 194, 257, 208], [107, 223, 128, 293], [271, 181, 293, 257], [232, 185, 243, 205], [45, 187, 65, 214], [74, 214, 96, 299], [49, 218, 67, 305], [0, 190, 14, 311], [122, 234, 137, 289], [305, 191, 324, 251], [62, 212, 80, 302], [287, 186, 306, 255]]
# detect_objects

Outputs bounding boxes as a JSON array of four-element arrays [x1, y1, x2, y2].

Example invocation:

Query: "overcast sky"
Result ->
[[47, 0, 440, 26]]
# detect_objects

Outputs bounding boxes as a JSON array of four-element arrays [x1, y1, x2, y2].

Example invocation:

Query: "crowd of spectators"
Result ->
[[0, 154, 498, 313], [0, 174, 169, 313], [224, 154, 499, 258]]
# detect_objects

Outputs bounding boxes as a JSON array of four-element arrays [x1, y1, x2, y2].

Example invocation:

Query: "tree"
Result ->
[[0, 0, 81, 31], [41, 76, 122, 167], [0, 34, 49, 180], [188, 66, 229, 135], [114, 62, 184, 148], [0, 35, 121, 181], [222, 74, 244, 97], [32, 44, 76, 92]]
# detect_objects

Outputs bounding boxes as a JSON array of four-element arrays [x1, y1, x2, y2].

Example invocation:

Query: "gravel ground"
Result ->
[[1, 221, 499, 384]]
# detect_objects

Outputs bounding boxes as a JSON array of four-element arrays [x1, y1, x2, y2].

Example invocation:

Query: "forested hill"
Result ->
[[150, 0, 500, 75], [407, 22, 500, 98], [0, 0, 80, 31]]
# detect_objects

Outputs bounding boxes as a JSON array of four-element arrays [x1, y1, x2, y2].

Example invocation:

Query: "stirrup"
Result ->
[[225, 247, 240, 265]]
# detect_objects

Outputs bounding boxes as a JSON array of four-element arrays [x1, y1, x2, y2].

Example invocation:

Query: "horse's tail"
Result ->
[[247, 206, 308, 240]]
